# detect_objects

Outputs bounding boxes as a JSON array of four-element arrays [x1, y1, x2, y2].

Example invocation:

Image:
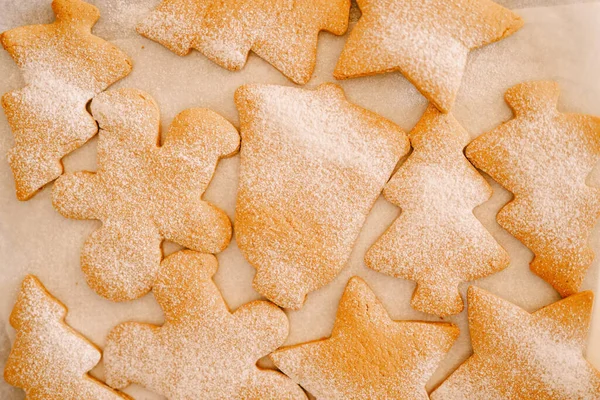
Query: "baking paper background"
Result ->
[[1, 0, 600, 398]]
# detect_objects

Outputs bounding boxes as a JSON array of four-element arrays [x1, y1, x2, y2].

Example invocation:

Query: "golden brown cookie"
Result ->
[[137, 0, 350, 84], [103, 250, 307, 400], [1, 0, 132, 200], [4, 275, 130, 399], [234, 83, 410, 309], [466, 81, 600, 297], [431, 287, 600, 399], [52, 88, 239, 302], [365, 105, 509, 317], [334, 0, 523, 112], [271, 277, 459, 399]]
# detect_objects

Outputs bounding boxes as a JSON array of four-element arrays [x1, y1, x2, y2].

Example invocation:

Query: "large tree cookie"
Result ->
[[466, 81, 600, 297], [234, 83, 410, 309], [1, 0, 132, 200], [432, 287, 600, 399], [137, 0, 350, 84], [4, 275, 130, 399], [52, 88, 239, 302], [365, 105, 509, 317], [334, 0, 523, 112], [103, 250, 306, 400], [271, 277, 459, 399]]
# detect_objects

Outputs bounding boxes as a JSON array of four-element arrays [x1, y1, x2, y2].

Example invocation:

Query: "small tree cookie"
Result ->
[[466, 81, 600, 297], [137, 0, 350, 84], [334, 0, 523, 112], [1, 0, 132, 200], [271, 277, 459, 399], [431, 287, 600, 399], [52, 88, 239, 302], [4, 275, 130, 399], [103, 250, 307, 400], [235, 83, 410, 309], [366, 105, 509, 317]]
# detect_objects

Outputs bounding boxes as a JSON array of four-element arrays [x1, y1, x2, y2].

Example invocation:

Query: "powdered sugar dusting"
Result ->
[[366, 106, 508, 317], [271, 277, 459, 399], [431, 288, 600, 399], [103, 251, 306, 400], [51, 88, 240, 302], [137, 0, 350, 84], [4, 276, 129, 399], [234, 83, 409, 309], [466, 81, 600, 297], [334, 0, 524, 112], [1, 0, 132, 200]]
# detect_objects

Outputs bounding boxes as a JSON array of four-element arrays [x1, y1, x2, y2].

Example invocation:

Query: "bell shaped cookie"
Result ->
[[234, 83, 409, 309]]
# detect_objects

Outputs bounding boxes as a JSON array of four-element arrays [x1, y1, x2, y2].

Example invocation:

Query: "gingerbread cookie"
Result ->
[[365, 105, 509, 317], [271, 277, 459, 399], [4, 275, 130, 399], [334, 0, 523, 112], [431, 287, 600, 399], [234, 83, 410, 309], [103, 250, 306, 399], [1, 0, 132, 200], [137, 0, 350, 84], [466, 81, 600, 297], [52, 88, 239, 302]]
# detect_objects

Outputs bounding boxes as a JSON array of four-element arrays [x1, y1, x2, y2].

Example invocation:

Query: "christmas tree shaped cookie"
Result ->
[[432, 287, 600, 399], [1, 0, 132, 200], [271, 277, 459, 399], [52, 88, 239, 302], [365, 105, 509, 317], [4, 275, 130, 399], [466, 81, 600, 297], [334, 0, 523, 112], [137, 0, 350, 84], [235, 83, 410, 309], [103, 251, 306, 400]]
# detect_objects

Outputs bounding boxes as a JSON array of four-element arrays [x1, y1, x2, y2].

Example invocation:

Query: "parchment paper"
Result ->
[[1, 1, 600, 399]]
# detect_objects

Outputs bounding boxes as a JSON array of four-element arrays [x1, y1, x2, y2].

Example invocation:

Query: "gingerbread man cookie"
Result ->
[[52, 88, 239, 302], [137, 0, 350, 84], [365, 105, 509, 317], [431, 287, 600, 399], [1, 0, 132, 200], [4, 275, 130, 399], [103, 250, 307, 400], [334, 0, 523, 112], [466, 81, 600, 297], [234, 83, 409, 309], [271, 277, 459, 399]]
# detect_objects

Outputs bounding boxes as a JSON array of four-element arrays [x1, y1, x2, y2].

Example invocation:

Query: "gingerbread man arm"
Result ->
[[155, 108, 239, 253], [53, 172, 103, 220]]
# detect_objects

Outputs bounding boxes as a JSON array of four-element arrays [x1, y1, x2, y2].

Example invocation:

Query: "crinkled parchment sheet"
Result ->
[[1, 0, 600, 398]]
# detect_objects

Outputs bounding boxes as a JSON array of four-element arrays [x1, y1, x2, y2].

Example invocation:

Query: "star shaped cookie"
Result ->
[[431, 287, 600, 399], [271, 277, 459, 399], [466, 81, 600, 297], [137, 0, 350, 84], [334, 0, 524, 112], [104, 251, 306, 400], [1, 0, 132, 200], [52, 88, 239, 302], [365, 105, 509, 317], [234, 83, 409, 309], [5, 275, 130, 399]]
